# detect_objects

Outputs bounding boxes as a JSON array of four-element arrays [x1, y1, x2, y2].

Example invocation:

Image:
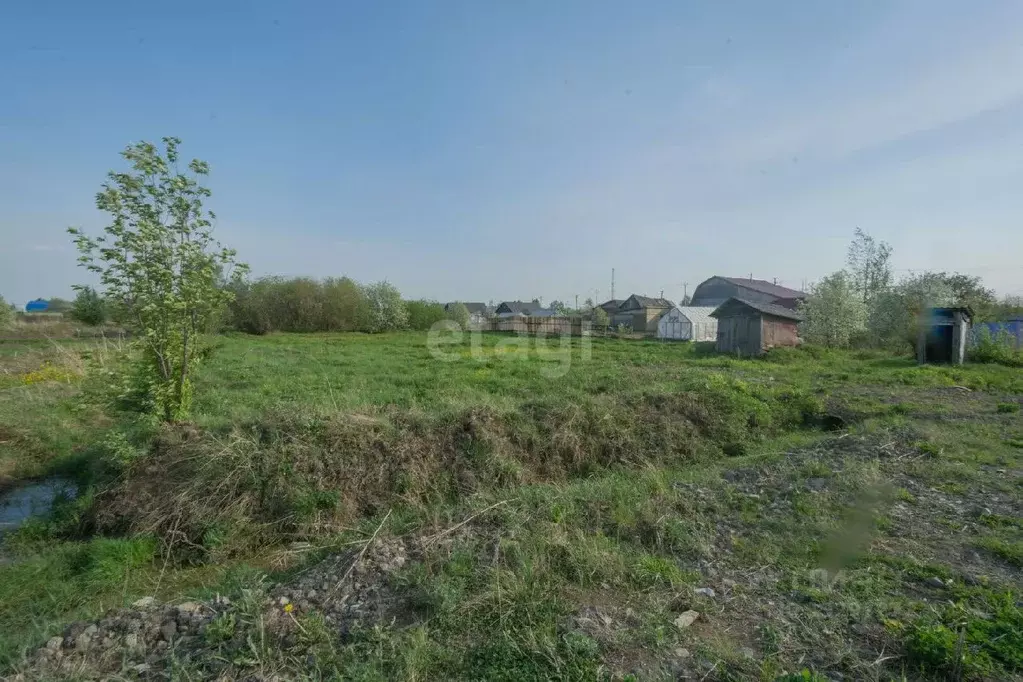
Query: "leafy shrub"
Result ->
[[444, 302, 470, 328], [970, 327, 1023, 367], [0, 295, 12, 328], [359, 281, 408, 332], [406, 300, 447, 330], [68, 287, 107, 326], [799, 270, 866, 348], [226, 276, 409, 334]]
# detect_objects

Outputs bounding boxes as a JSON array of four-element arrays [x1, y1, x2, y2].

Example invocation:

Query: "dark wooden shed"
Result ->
[[917, 307, 972, 365], [710, 297, 804, 356]]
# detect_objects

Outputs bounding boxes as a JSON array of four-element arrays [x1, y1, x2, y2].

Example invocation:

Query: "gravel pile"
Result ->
[[12, 539, 412, 681]]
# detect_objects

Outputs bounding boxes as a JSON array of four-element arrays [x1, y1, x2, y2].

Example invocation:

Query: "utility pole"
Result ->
[[682, 281, 689, 303], [574, 294, 578, 310], [611, 268, 616, 301]]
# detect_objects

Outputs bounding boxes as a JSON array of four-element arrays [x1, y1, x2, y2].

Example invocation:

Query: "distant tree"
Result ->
[[942, 273, 996, 320], [679, 294, 692, 306], [46, 297, 73, 314], [68, 287, 107, 326], [359, 281, 408, 332], [549, 300, 567, 315], [0, 295, 12, 328], [444, 301, 470, 328], [406, 300, 447, 330], [990, 295, 1023, 321], [584, 297, 594, 310], [320, 277, 365, 331], [68, 137, 247, 420], [592, 306, 610, 328], [226, 279, 274, 334], [799, 271, 866, 348], [868, 272, 957, 350], [846, 228, 893, 304]]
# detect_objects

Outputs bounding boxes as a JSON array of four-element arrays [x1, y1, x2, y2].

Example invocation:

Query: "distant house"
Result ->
[[690, 276, 806, 308], [615, 295, 674, 332], [596, 299, 624, 315], [710, 297, 804, 356], [25, 299, 49, 313], [656, 306, 718, 342], [494, 300, 554, 318], [445, 302, 489, 326]]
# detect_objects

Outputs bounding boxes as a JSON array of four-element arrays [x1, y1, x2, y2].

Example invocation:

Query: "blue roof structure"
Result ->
[[25, 299, 49, 312]]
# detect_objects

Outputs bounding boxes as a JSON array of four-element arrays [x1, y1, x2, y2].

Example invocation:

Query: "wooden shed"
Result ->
[[917, 307, 972, 365], [710, 297, 803, 356]]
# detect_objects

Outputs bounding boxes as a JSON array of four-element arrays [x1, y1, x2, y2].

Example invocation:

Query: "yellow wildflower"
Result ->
[[284, 603, 294, 613]]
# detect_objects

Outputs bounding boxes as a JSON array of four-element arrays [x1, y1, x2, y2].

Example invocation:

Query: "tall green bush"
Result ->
[[406, 300, 447, 330], [799, 271, 865, 348], [359, 281, 408, 332], [0, 296, 12, 329], [69, 137, 247, 420], [445, 302, 471, 328], [970, 327, 1023, 367], [225, 276, 411, 334], [68, 287, 107, 326]]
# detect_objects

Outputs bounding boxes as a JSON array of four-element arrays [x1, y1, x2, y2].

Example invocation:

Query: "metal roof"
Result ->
[[710, 297, 805, 321], [621, 294, 674, 310], [718, 277, 806, 300]]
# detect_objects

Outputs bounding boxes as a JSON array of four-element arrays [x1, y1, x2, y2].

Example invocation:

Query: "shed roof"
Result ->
[[621, 294, 674, 310], [928, 306, 973, 321], [710, 297, 805, 322], [718, 277, 806, 300], [597, 299, 624, 311]]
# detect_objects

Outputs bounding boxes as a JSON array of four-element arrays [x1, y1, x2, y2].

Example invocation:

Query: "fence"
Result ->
[[971, 321, 1023, 349], [488, 316, 606, 336]]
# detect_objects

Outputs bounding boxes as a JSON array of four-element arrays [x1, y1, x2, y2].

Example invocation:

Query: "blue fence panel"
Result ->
[[971, 321, 1023, 349]]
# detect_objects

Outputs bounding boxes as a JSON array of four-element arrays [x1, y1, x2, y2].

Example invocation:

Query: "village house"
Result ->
[[494, 300, 554, 318], [690, 276, 806, 308], [710, 297, 803, 356], [615, 295, 674, 332], [444, 302, 490, 326], [595, 299, 624, 316]]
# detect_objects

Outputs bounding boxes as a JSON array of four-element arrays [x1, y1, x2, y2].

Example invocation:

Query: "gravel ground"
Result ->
[[10, 539, 411, 681]]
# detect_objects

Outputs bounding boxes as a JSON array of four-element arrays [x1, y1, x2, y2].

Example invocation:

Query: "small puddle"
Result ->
[[0, 478, 78, 537]]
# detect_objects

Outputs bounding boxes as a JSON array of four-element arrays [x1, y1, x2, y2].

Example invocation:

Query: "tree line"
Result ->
[[800, 229, 1023, 350], [225, 277, 470, 334]]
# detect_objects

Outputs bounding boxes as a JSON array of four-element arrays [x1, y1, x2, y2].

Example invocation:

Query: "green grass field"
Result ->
[[1, 332, 1021, 680]]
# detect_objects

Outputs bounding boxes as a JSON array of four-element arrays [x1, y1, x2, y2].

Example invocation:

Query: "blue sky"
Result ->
[[4, 0, 1023, 307]]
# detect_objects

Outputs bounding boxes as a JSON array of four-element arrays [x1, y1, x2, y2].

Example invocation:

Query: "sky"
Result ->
[[3, 0, 1023, 308]]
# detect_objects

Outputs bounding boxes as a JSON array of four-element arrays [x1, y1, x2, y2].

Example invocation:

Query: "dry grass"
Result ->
[[91, 393, 738, 560]]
